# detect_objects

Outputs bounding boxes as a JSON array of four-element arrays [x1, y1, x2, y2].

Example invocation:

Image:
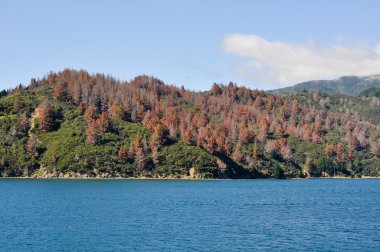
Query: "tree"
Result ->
[[265, 140, 278, 158], [211, 83, 222, 95], [232, 145, 243, 163], [83, 158, 89, 169], [53, 80, 69, 101], [78, 101, 86, 114], [151, 145, 159, 166], [182, 127, 194, 145], [347, 149, 355, 161], [109, 103, 125, 120], [151, 124, 167, 147], [29, 78, 38, 89], [118, 145, 128, 161], [13, 97, 20, 113], [303, 124, 313, 142], [51, 150, 57, 172], [370, 140, 380, 158], [86, 121, 100, 145], [325, 145, 335, 157], [290, 101, 299, 120], [279, 142, 292, 161], [84, 105, 96, 123], [20, 112, 29, 132], [313, 119, 323, 143], [134, 135, 145, 170], [238, 123, 252, 144], [257, 118, 269, 143], [252, 142, 258, 160], [205, 135, 217, 153], [336, 143, 344, 160], [27, 133, 39, 157], [98, 112, 110, 133], [316, 156, 335, 176], [38, 99, 56, 132]]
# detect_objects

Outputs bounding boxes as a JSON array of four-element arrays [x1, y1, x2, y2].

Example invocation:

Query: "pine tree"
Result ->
[[78, 101, 86, 114], [336, 143, 344, 160], [84, 105, 96, 123], [20, 111, 29, 132], [134, 135, 145, 170], [13, 97, 20, 113], [252, 142, 258, 160], [27, 133, 38, 157], [98, 112, 110, 133], [86, 121, 99, 145], [118, 145, 128, 161], [232, 145, 243, 162], [38, 99, 56, 132], [258, 118, 269, 143], [53, 80, 69, 101]]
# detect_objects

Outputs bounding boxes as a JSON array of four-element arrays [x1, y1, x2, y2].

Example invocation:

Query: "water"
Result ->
[[0, 179, 379, 251]]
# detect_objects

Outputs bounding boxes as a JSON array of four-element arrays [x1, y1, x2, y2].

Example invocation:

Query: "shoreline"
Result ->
[[0, 176, 378, 180]]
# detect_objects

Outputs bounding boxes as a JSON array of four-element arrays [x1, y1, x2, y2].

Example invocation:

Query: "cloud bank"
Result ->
[[222, 34, 380, 87]]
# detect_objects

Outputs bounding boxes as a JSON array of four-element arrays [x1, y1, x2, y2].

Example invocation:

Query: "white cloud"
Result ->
[[222, 34, 380, 88]]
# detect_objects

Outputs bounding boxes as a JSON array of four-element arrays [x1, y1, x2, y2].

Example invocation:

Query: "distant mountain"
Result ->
[[269, 75, 380, 96]]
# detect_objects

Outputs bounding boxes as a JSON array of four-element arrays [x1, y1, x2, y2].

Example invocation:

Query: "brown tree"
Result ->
[[78, 101, 86, 114], [232, 145, 243, 163], [86, 121, 99, 145], [118, 145, 128, 161], [257, 118, 269, 143], [98, 112, 110, 133], [53, 80, 69, 101], [325, 145, 335, 157], [336, 143, 344, 160], [38, 99, 56, 132], [134, 135, 145, 170], [84, 105, 96, 123], [252, 142, 258, 160]]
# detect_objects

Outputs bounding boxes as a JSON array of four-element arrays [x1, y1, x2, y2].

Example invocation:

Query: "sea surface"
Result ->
[[0, 179, 379, 251]]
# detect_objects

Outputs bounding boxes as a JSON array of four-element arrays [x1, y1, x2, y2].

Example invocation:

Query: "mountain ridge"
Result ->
[[269, 75, 380, 96]]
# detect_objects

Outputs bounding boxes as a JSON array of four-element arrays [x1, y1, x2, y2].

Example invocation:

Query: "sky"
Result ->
[[1, 0, 380, 91]]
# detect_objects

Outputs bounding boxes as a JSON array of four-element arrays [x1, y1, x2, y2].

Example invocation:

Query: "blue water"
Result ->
[[0, 179, 379, 251]]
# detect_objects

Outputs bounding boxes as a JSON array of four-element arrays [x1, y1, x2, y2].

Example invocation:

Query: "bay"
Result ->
[[0, 179, 379, 251]]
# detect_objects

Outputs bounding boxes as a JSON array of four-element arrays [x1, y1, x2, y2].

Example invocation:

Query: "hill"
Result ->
[[0, 69, 379, 178], [359, 87, 380, 98], [269, 75, 380, 96]]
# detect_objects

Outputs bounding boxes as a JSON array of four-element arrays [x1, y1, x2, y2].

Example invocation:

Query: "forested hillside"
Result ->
[[282, 91, 380, 124], [0, 69, 379, 178], [359, 88, 380, 98]]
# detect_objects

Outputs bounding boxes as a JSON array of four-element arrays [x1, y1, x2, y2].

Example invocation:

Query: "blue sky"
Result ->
[[1, 0, 380, 91]]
